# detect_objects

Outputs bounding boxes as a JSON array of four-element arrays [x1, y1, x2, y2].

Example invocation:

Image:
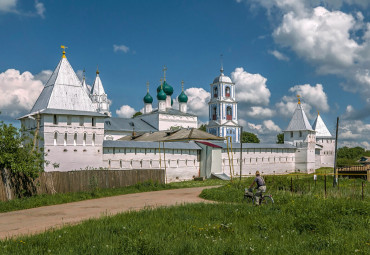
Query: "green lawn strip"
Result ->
[[1, 199, 369, 254], [0, 179, 225, 213]]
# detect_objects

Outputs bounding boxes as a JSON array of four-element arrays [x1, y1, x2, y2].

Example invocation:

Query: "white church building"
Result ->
[[19, 49, 335, 181]]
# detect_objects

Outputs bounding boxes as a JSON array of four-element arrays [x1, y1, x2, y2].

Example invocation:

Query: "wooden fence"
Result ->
[[337, 165, 370, 181], [0, 169, 164, 201]]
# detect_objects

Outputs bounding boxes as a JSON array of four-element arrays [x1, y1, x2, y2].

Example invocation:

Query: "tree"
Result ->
[[241, 131, 260, 143], [198, 124, 207, 132], [276, 133, 284, 144], [0, 121, 44, 198], [132, 111, 142, 118]]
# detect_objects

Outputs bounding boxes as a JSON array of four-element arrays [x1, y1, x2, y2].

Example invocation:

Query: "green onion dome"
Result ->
[[157, 81, 173, 96], [157, 88, 167, 100], [178, 91, 188, 103], [143, 92, 153, 104]]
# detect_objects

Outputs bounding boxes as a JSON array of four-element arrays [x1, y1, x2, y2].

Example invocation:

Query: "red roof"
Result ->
[[196, 141, 222, 148]]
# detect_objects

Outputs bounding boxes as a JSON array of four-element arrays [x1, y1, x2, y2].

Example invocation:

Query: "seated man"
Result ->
[[249, 171, 266, 205]]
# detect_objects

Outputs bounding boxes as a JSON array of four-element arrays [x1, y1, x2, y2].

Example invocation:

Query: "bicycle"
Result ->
[[244, 188, 274, 205]]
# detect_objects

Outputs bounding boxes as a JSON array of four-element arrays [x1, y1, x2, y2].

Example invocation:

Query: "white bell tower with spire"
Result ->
[[90, 67, 111, 116]]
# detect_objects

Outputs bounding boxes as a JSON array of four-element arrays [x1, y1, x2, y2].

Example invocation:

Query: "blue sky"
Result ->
[[1, 0, 370, 148]]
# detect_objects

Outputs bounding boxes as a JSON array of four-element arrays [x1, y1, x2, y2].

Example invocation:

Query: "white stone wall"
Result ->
[[103, 147, 200, 182], [42, 114, 105, 172], [220, 148, 296, 176], [316, 137, 335, 167], [157, 114, 197, 130]]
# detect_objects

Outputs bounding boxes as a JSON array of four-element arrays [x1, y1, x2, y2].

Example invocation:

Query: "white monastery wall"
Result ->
[[317, 138, 335, 167], [158, 114, 197, 130], [103, 147, 200, 182]]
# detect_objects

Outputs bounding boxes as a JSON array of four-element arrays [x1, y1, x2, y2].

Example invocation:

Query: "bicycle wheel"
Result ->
[[261, 195, 274, 205], [243, 195, 255, 205]]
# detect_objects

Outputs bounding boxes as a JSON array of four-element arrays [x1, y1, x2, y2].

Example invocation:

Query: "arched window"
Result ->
[[213, 86, 218, 98], [74, 133, 77, 146], [92, 133, 96, 146], [226, 106, 232, 120], [54, 132, 58, 146], [83, 133, 86, 146], [212, 106, 217, 120], [225, 87, 230, 97]]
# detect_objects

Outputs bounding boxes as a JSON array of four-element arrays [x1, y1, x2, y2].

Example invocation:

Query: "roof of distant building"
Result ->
[[103, 140, 201, 150], [104, 117, 157, 132], [312, 113, 332, 137], [285, 103, 313, 131]]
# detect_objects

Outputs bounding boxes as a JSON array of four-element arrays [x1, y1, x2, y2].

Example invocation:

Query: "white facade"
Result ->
[[207, 68, 240, 143]]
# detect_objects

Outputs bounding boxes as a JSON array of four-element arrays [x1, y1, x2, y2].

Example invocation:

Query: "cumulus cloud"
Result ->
[[232, 67, 271, 106], [268, 50, 289, 61], [263, 120, 281, 132], [34, 69, 52, 85], [185, 87, 210, 118], [339, 120, 370, 149], [276, 83, 329, 119], [239, 118, 282, 142], [0, 0, 17, 13], [0, 69, 44, 118], [113, 44, 130, 53], [0, 0, 46, 18], [244, 106, 275, 119], [116, 105, 136, 118], [35, 0, 45, 18]]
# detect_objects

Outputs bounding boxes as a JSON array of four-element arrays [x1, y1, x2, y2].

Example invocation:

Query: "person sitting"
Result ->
[[249, 171, 266, 205]]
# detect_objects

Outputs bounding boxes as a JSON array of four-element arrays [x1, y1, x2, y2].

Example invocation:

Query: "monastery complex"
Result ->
[[19, 49, 335, 181]]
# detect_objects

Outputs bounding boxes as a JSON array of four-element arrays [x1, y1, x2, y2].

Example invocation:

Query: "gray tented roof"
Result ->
[[312, 114, 332, 137], [105, 117, 157, 132], [285, 103, 313, 131], [209, 141, 297, 149], [103, 140, 201, 150], [30, 56, 96, 113]]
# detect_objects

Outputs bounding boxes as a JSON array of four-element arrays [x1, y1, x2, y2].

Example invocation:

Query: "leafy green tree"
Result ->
[[0, 121, 44, 197], [276, 133, 284, 144], [198, 124, 207, 132], [241, 131, 260, 143], [170, 126, 181, 131], [132, 111, 142, 118], [337, 146, 365, 160]]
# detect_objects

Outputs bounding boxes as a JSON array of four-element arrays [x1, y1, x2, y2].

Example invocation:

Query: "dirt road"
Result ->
[[0, 186, 215, 240]]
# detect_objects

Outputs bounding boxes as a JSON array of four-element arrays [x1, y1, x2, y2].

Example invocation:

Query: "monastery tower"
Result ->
[[206, 67, 240, 142], [90, 68, 111, 116]]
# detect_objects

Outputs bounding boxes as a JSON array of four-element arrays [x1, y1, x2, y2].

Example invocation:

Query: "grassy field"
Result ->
[[0, 172, 369, 254], [0, 179, 225, 213]]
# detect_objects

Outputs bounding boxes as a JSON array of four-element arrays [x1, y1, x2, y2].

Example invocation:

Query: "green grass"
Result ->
[[0, 179, 225, 213], [1, 200, 369, 254]]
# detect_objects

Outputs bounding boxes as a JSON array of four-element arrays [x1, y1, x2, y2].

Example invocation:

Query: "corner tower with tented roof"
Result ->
[[312, 112, 335, 167], [206, 66, 240, 143], [283, 95, 316, 173], [19, 46, 106, 172], [90, 68, 111, 116]]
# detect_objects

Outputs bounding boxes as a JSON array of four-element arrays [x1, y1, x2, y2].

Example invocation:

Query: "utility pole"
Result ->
[[333, 117, 339, 187], [240, 126, 243, 182]]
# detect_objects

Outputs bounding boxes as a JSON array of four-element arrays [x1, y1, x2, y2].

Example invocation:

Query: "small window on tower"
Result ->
[[79, 117, 84, 126], [290, 131, 293, 138], [67, 116, 72, 125], [53, 115, 58, 125], [92, 117, 96, 127], [213, 86, 218, 98], [299, 131, 302, 137], [225, 87, 230, 97]]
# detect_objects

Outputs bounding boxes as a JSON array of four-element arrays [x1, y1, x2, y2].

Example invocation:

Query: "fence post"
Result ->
[[290, 176, 293, 193], [362, 181, 364, 201], [324, 174, 327, 198]]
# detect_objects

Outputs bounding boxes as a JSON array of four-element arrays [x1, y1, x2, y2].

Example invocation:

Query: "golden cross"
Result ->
[[163, 65, 167, 81], [181, 80, 184, 91], [297, 95, 301, 104], [160, 78, 163, 89], [61, 45, 68, 58], [83, 68, 86, 80], [146, 81, 150, 92]]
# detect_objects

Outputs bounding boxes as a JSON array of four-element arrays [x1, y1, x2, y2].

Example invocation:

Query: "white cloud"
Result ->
[[34, 69, 52, 85], [35, 0, 45, 18], [268, 50, 289, 61], [0, 69, 44, 118], [263, 120, 281, 132], [338, 120, 370, 149], [232, 67, 271, 106], [0, 0, 17, 13], [244, 106, 275, 119], [276, 83, 328, 119], [185, 87, 210, 118], [116, 105, 136, 118], [113, 44, 130, 53]]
